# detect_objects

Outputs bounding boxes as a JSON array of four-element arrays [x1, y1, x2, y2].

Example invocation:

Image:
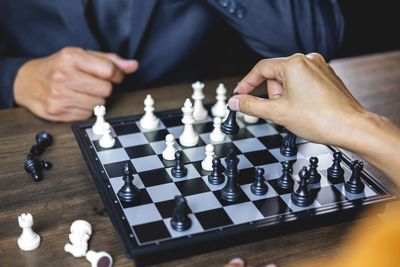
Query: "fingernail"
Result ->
[[228, 95, 240, 111], [229, 258, 244, 266]]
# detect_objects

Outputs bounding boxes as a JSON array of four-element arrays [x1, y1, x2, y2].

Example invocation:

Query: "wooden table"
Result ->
[[1, 51, 399, 267]]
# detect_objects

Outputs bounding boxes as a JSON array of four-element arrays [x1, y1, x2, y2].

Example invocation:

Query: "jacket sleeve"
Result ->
[[205, 0, 344, 60]]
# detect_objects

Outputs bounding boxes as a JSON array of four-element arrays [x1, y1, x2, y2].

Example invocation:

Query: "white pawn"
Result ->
[[243, 114, 259, 124], [64, 220, 92, 258], [201, 144, 214, 171], [191, 81, 208, 121], [86, 250, 113, 267], [162, 134, 177, 160], [92, 105, 106, 135], [17, 213, 41, 251], [99, 122, 115, 148], [210, 117, 225, 142], [139, 94, 160, 129], [211, 83, 228, 118], [179, 99, 199, 147]]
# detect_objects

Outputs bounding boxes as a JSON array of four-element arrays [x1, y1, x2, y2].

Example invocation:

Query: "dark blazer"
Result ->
[[0, 0, 344, 109]]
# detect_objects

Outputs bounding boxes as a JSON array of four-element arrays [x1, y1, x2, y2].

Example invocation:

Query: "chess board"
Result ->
[[72, 106, 394, 265]]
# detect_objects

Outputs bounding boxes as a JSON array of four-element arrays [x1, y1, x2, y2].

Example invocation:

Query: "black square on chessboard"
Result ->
[[310, 186, 346, 205], [213, 142, 241, 158], [213, 189, 250, 206], [155, 198, 192, 219], [258, 135, 283, 149], [120, 188, 152, 208], [268, 179, 294, 195], [237, 168, 256, 185], [138, 168, 173, 187], [253, 196, 291, 217], [178, 138, 206, 149], [194, 121, 214, 134], [143, 129, 170, 142], [113, 123, 140, 135], [133, 220, 171, 243], [195, 208, 233, 230], [161, 116, 182, 127], [244, 150, 278, 166], [104, 160, 137, 178], [125, 144, 155, 159], [158, 152, 191, 168], [229, 128, 254, 141], [92, 138, 122, 152], [175, 178, 210, 196]]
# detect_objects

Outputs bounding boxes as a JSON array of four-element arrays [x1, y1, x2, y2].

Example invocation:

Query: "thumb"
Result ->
[[228, 94, 282, 121], [106, 55, 139, 74]]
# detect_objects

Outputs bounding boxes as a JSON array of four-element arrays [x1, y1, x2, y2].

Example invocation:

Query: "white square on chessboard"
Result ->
[[135, 121, 166, 132], [183, 146, 206, 162], [86, 127, 117, 141], [149, 140, 182, 155], [221, 154, 253, 170], [201, 176, 227, 191], [118, 132, 148, 147], [146, 183, 181, 203], [97, 148, 129, 164], [223, 202, 264, 224], [269, 148, 301, 162], [280, 193, 321, 212], [297, 143, 331, 158], [166, 164, 201, 182], [258, 162, 283, 180], [334, 183, 377, 201], [240, 183, 279, 201], [246, 123, 279, 138], [199, 133, 231, 145], [164, 214, 203, 238], [131, 155, 164, 172], [124, 203, 162, 226], [166, 125, 184, 138], [185, 192, 222, 213], [233, 138, 266, 153], [237, 120, 246, 128], [109, 174, 145, 192]]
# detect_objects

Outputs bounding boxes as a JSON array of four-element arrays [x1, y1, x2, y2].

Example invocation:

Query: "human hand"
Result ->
[[13, 47, 139, 122]]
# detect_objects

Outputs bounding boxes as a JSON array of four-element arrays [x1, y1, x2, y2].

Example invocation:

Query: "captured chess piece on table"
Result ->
[[191, 81, 208, 121], [179, 98, 199, 147], [86, 250, 113, 267], [221, 92, 240, 135], [30, 131, 53, 156], [64, 220, 92, 257], [24, 153, 52, 182], [17, 213, 41, 251], [139, 94, 160, 130]]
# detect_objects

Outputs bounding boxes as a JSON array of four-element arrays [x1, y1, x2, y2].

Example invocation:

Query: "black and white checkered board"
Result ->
[[72, 107, 394, 265]]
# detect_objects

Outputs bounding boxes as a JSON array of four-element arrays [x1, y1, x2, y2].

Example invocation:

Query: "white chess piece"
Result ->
[[243, 114, 259, 124], [17, 213, 41, 251], [209, 117, 225, 142], [179, 99, 199, 147], [201, 144, 214, 171], [92, 105, 106, 135], [64, 220, 92, 258], [191, 81, 208, 121], [211, 83, 228, 118], [86, 250, 113, 267], [99, 122, 115, 148], [139, 94, 160, 129], [162, 134, 177, 160]]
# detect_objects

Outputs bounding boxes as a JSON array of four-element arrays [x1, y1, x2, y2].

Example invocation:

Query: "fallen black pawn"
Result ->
[[30, 131, 53, 156], [24, 153, 52, 182]]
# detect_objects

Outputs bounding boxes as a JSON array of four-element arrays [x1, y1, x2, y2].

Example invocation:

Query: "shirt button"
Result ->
[[235, 7, 245, 19], [228, 0, 237, 13], [217, 0, 229, 8]]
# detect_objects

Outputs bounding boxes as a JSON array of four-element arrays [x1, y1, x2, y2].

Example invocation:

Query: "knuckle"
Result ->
[[306, 52, 325, 63], [102, 61, 117, 79], [101, 82, 113, 97], [289, 53, 307, 66], [59, 47, 82, 62], [44, 102, 63, 116], [48, 69, 66, 84]]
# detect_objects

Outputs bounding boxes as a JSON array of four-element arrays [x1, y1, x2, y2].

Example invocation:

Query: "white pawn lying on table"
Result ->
[[17, 213, 41, 251], [211, 83, 228, 118], [99, 122, 115, 148], [140, 94, 159, 130], [162, 134, 177, 160], [92, 105, 107, 135], [179, 99, 199, 147], [201, 144, 214, 171], [64, 220, 92, 257], [192, 81, 208, 121]]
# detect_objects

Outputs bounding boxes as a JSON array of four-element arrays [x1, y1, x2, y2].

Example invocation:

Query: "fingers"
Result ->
[[65, 71, 113, 98], [267, 80, 284, 99], [224, 258, 245, 267], [86, 50, 139, 74]]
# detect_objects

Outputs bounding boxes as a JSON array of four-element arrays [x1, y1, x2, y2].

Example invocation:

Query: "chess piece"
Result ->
[[162, 134, 177, 160], [171, 195, 192, 231], [280, 130, 297, 157], [30, 131, 53, 156], [243, 114, 259, 124], [171, 151, 187, 178], [327, 151, 345, 181], [308, 157, 321, 184], [208, 157, 225, 185], [117, 163, 140, 202], [179, 98, 199, 147], [251, 167, 268, 195], [86, 250, 113, 267], [277, 161, 294, 189], [221, 93, 240, 135], [92, 105, 106, 135], [99, 122, 115, 148], [64, 220, 92, 257], [221, 149, 243, 202], [345, 160, 365, 194], [139, 94, 160, 129], [192, 81, 208, 121], [17, 213, 41, 251], [201, 144, 214, 171], [209, 117, 226, 142], [211, 83, 228, 118], [291, 167, 314, 207], [24, 153, 52, 182]]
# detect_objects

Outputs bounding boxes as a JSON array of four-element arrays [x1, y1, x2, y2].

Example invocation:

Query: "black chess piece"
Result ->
[[327, 151, 344, 182], [170, 195, 192, 231], [208, 157, 225, 185], [30, 131, 53, 156], [171, 151, 187, 178], [117, 163, 140, 202], [291, 167, 314, 207], [277, 161, 294, 189], [308, 156, 321, 184], [221, 93, 239, 135], [280, 130, 297, 157], [24, 153, 52, 182], [345, 160, 365, 194], [251, 167, 268, 195], [221, 149, 243, 202]]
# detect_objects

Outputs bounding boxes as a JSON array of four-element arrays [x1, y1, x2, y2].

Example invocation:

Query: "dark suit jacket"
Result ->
[[0, 0, 344, 109]]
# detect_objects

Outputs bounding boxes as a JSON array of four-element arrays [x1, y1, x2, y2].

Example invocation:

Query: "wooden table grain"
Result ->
[[0, 51, 399, 267]]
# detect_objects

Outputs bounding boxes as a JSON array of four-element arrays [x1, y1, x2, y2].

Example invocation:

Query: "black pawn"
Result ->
[[280, 130, 297, 157], [24, 153, 52, 182], [221, 149, 242, 202], [171, 151, 187, 178], [277, 161, 294, 189], [308, 157, 321, 184], [345, 160, 365, 194], [221, 93, 239, 135], [251, 167, 268, 195], [208, 157, 225, 185], [327, 151, 344, 181], [171, 195, 192, 231], [30, 131, 53, 156], [118, 163, 140, 202], [291, 167, 314, 207]]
